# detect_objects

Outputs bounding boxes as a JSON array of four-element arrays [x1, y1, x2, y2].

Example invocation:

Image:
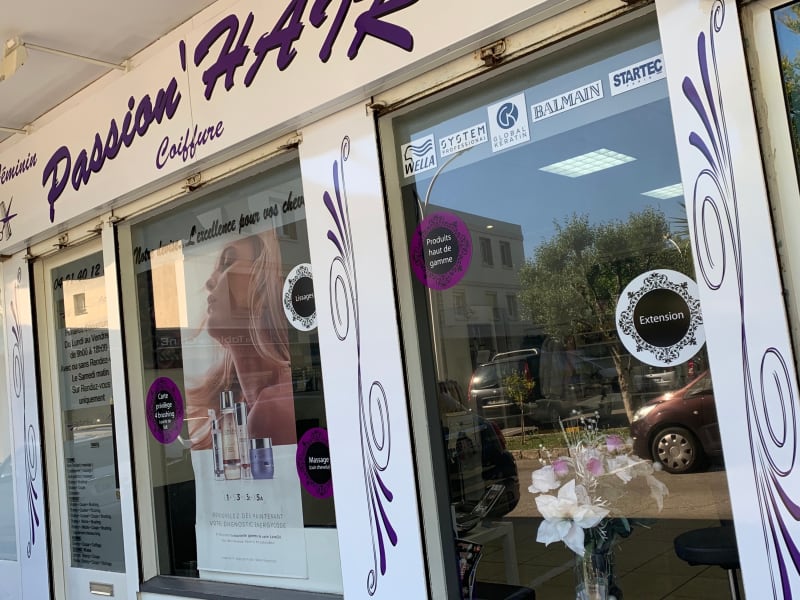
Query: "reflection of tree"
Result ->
[[503, 371, 535, 442], [517, 209, 693, 422], [778, 7, 800, 169]]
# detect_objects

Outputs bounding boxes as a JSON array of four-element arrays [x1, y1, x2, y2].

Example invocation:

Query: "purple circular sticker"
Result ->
[[409, 211, 472, 290], [296, 427, 332, 499], [146, 377, 184, 444]]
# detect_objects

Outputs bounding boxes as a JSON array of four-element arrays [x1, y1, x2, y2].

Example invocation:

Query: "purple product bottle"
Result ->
[[250, 438, 274, 479]]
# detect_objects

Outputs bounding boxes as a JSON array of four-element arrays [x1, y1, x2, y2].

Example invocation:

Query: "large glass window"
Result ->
[[386, 15, 735, 599], [51, 253, 126, 573], [127, 161, 339, 591]]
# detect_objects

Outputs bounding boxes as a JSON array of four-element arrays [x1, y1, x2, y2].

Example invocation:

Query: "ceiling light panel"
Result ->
[[539, 148, 636, 177], [642, 183, 684, 199]]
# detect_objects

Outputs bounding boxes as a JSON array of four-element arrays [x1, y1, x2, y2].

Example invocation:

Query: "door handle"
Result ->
[[89, 582, 114, 596]]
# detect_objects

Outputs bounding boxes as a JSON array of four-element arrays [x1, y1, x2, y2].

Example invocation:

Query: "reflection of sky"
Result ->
[[396, 25, 686, 258], [774, 4, 800, 62], [406, 97, 683, 258]]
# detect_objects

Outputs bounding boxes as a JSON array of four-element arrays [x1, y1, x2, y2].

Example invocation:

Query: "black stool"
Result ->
[[674, 526, 741, 599], [472, 581, 535, 599]]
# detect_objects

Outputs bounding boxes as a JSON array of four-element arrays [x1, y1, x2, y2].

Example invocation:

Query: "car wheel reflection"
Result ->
[[652, 426, 704, 474]]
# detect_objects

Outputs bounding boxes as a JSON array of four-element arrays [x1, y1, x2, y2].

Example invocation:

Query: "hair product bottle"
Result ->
[[208, 409, 225, 481], [235, 401, 251, 479], [250, 438, 274, 479], [219, 390, 241, 480]]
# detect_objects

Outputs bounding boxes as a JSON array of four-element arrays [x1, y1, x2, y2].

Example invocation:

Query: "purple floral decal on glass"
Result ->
[[323, 136, 397, 595], [10, 266, 40, 557], [682, 2, 798, 596]]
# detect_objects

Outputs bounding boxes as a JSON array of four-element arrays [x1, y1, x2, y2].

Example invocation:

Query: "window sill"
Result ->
[[141, 575, 343, 600]]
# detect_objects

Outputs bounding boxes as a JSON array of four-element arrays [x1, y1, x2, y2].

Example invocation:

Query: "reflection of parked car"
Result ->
[[443, 411, 520, 527], [468, 348, 623, 428], [467, 349, 540, 428], [631, 370, 721, 474], [633, 365, 677, 394], [439, 381, 520, 527]]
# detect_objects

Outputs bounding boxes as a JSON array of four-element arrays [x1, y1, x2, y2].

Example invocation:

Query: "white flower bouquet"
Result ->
[[528, 413, 669, 557]]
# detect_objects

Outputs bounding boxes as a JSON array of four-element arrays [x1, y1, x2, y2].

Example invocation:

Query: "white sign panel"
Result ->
[[608, 54, 665, 96], [4, 255, 49, 600], [530, 80, 604, 121], [439, 123, 488, 157], [487, 93, 531, 152], [401, 135, 437, 178], [658, 0, 800, 597], [300, 104, 427, 599]]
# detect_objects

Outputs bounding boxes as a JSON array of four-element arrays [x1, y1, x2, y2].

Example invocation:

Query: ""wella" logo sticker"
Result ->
[[401, 134, 437, 178]]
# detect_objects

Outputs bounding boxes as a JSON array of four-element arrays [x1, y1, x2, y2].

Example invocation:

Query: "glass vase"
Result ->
[[574, 547, 612, 600]]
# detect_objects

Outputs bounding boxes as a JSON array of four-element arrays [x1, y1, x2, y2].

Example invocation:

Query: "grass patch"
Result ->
[[504, 426, 631, 452]]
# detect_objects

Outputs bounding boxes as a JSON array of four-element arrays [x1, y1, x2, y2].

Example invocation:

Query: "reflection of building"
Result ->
[[428, 205, 541, 393]]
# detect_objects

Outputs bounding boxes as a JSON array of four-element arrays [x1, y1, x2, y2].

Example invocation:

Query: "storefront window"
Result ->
[[52, 253, 126, 572], [127, 161, 339, 591], [387, 16, 735, 599]]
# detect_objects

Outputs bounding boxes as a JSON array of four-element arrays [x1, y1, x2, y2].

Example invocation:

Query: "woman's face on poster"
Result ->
[[205, 236, 258, 340]]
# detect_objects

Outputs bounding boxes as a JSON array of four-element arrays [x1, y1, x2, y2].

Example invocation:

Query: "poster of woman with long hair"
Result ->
[[181, 219, 307, 581]]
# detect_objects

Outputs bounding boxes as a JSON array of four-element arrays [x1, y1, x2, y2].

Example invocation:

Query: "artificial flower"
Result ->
[[535, 479, 610, 555], [552, 457, 570, 477], [646, 474, 669, 511], [606, 434, 624, 453], [606, 454, 637, 483], [585, 456, 604, 477], [529, 465, 561, 493], [529, 415, 669, 560]]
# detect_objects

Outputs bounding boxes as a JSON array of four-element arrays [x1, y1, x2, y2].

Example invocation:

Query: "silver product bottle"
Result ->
[[219, 390, 241, 480], [208, 409, 225, 481], [234, 401, 251, 479]]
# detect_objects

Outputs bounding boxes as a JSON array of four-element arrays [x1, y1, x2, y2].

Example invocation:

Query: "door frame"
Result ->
[[34, 217, 139, 600]]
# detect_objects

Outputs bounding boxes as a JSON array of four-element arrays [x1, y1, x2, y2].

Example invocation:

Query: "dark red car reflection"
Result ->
[[630, 370, 722, 474]]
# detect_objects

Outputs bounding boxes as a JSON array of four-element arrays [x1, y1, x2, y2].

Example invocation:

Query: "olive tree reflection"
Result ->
[[517, 209, 693, 422]]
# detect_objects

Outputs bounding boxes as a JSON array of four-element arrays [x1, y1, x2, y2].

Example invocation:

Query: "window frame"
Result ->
[[742, 0, 800, 360], [376, 4, 673, 598], [118, 152, 344, 600]]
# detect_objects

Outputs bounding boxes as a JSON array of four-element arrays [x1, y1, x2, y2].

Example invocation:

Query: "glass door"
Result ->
[[38, 242, 128, 599]]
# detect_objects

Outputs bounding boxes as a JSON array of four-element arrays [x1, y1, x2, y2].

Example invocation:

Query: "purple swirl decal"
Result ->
[[682, 2, 798, 596], [323, 136, 397, 595], [10, 266, 40, 557]]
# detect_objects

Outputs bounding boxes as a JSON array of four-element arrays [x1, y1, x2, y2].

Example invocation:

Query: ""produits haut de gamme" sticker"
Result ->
[[409, 211, 472, 290]]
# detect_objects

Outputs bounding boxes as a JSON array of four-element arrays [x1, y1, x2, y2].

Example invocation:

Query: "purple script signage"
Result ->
[[0, 152, 36, 185], [41, 78, 183, 222], [39, 0, 418, 223]]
